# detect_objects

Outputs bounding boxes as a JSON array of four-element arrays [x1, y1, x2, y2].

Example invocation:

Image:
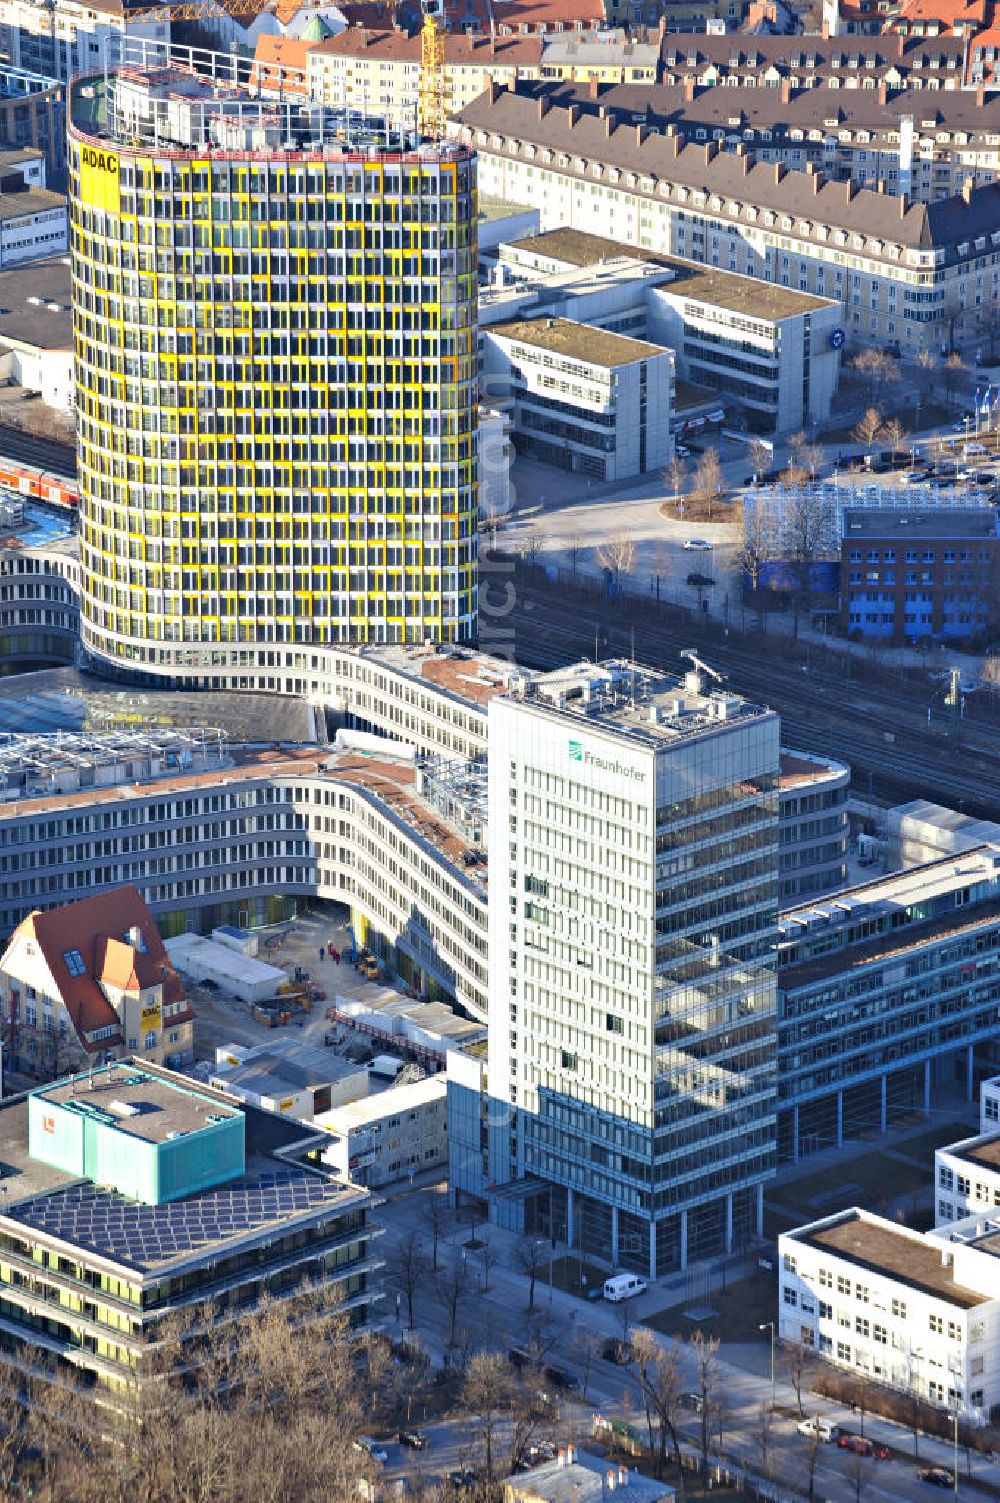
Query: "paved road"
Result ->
[[375, 1188, 1000, 1502]]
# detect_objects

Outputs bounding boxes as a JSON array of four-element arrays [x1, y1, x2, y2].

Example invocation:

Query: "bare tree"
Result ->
[[755, 1400, 774, 1479], [852, 348, 898, 405], [596, 530, 636, 590], [437, 1257, 474, 1351], [515, 1237, 546, 1313], [630, 1328, 687, 1485], [943, 350, 967, 404], [746, 438, 771, 483], [463, 1351, 517, 1489], [785, 484, 833, 639], [663, 451, 687, 507], [737, 494, 777, 595], [852, 406, 884, 458], [566, 534, 584, 575], [881, 417, 908, 464], [391, 1229, 430, 1330], [422, 1190, 451, 1273], [781, 1340, 814, 1419], [916, 348, 939, 405], [689, 1331, 721, 1478], [691, 447, 726, 520], [478, 1234, 496, 1294], [572, 1326, 603, 1401], [525, 1314, 559, 1372]]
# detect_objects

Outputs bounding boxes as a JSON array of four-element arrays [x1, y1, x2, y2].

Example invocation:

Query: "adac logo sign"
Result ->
[[567, 738, 646, 782], [79, 143, 120, 214]]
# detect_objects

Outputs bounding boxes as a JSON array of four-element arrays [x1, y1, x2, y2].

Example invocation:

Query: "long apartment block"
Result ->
[[525, 78, 1000, 202], [453, 83, 1000, 352]]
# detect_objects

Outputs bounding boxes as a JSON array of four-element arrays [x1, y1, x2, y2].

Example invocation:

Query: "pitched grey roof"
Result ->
[[520, 77, 1000, 139], [458, 84, 1000, 254]]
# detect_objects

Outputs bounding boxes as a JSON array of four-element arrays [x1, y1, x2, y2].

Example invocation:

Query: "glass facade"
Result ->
[[68, 67, 478, 680], [486, 671, 781, 1276]]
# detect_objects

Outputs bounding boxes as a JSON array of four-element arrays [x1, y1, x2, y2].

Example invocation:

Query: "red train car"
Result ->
[[0, 458, 78, 512]]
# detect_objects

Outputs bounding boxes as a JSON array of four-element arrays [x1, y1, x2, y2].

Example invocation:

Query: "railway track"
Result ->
[[509, 573, 1000, 819], [0, 424, 76, 480]]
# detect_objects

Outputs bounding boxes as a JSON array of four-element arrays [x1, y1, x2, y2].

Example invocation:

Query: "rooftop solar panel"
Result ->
[[9, 1169, 348, 1274]]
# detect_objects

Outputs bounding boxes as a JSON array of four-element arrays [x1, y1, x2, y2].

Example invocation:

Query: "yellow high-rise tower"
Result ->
[[68, 55, 478, 683]]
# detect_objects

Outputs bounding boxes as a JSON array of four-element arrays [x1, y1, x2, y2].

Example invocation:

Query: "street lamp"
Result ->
[[759, 1321, 776, 1412], [952, 1409, 959, 1499]]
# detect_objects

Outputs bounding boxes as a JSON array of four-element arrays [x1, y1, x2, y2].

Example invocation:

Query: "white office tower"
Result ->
[[486, 660, 780, 1278]]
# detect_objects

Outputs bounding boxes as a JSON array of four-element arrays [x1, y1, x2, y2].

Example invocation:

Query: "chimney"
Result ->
[[977, 85, 986, 107], [774, 161, 786, 184], [844, 177, 855, 202], [466, 31, 476, 50], [705, 139, 718, 165], [567, 104, 580, 127], [566, 1446, 576, 1464], [606, 1472, 617, 1493], [877, 176, 885, 193], [899, 190, 909, 217], [619, 1467, 628, 1487], [877, 81, 887, 103], [588, 72, 599, 99], [538, 95, 549, 119], [807, 161, 822, 192], [780, 77, 792, 102], [605, 112, 616, 137], [962, 175, 973, 203], [486, 78, 500, 104], [683, 76, 695, 101], [658, 13, 667, 36], [636, 123, 648, 146], [736, 142, 751, 173]]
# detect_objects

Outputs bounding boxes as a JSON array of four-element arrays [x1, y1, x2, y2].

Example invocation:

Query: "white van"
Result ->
[[796, 1417, 838, 1442], [603, 1273, 648, 1303]]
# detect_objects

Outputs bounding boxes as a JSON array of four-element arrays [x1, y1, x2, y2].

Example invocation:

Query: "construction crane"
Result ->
[[680, 649, 725, 686], [124, 0, 265, 22], [418, 0, 449, 141]]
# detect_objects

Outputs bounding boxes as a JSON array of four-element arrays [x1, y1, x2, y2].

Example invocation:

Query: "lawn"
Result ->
[[539, 1254, 609, 1300], [767, 1151, 931, 1220], [644, 1269, 777, 1344], [891, 1120, 973, 1163]]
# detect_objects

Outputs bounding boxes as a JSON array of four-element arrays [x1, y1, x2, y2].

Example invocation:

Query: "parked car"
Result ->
[[353, 1438, 388, 1465], [687, 572, 714, 588], [680, 1392, 705, 1412], [600, 1338, 634, 1365], [603, 1273, 647, 1302], [918, 1467, 956, 1489], [683, 538, 713, 551], [542, 1364, 579, 1391], [796, 1417, 839, 1441], [398, 1430, 428, 1450], [837, 1433, 889, 1459], [448, 1468, 478, 1491], [508, 1346, 533, 1370]]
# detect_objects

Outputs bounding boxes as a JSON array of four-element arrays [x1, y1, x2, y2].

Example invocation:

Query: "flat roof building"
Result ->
[[482, 315, 673, 480], [777, 845, 1000, 1163], [0, 1059, 382, 1397], [210, 1037, 370, 1119], [496, 227, 842, 431], [474, 658, 780, 1277], [316, 1074, 448, 1187], [780, 1207, 1000, 1421]]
